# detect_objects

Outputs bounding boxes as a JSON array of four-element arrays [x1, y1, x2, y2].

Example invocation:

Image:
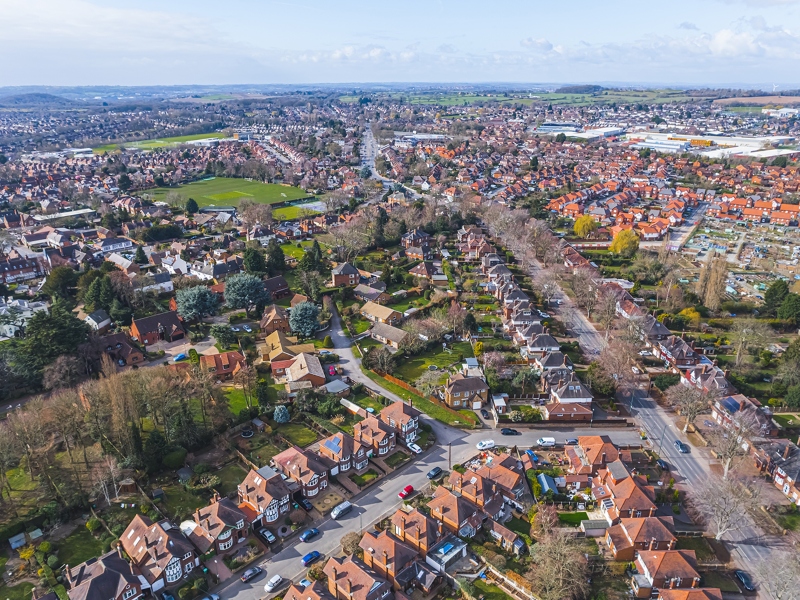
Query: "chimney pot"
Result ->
[[784, 444, 792, 459]]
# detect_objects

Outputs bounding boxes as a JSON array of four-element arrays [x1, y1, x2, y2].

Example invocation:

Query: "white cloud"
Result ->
[[679, 21, 700, 30], [520, 37, 554, 52]]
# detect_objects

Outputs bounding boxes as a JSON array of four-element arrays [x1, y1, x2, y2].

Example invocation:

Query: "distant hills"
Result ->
[[0, 93, 74, 107], [554, 85, 605, 94]]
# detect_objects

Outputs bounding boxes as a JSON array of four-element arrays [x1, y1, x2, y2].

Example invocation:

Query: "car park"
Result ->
[[300, 528, 319, 542], [426, 467, 443, 479], [674, 440, 690, 454], [265, 574, 284, 592], [500, 428, 521, 436], [241, 567, 263, 582], [735, 570, 755, 591], [476, 440, 495, 450], [300, 498, 313, 511], [302, 551, 322, 566], [398, 485, 414, 499], [407, 442, 422, 454], [257, 528, 276, 544]]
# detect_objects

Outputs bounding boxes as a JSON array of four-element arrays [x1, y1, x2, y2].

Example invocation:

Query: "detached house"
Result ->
[[443, 374, 489, 409], [331, 262, 360, 287], [379, 402, 421, 445], [66, 549, 145, 600], [428, 486, 483, 538], [361, 302, 402, 326], [593, 460, 657, 525], [237, 466, 292, 526], [181, 493, 249, 557], [260, 304, 291, 335], [354, 415, 396, 457], [605, 516, 677, 561], [359, 530, 441, 595], [323, 555, 393, 600], [631, 550, 700, 598], [318, 432, 369, 475], [199, 350, 245, 381], [272, 445, 331, 498], [389, 507, 441, 557], [131, 311, 185, 345]]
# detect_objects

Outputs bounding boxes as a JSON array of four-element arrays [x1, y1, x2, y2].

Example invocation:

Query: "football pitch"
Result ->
[[146, 177, 311, 208]]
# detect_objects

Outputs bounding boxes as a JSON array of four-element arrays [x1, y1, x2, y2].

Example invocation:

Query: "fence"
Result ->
[[375, 371, 477, 425]]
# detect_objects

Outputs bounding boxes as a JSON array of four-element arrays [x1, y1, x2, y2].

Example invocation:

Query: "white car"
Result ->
[[407, 442, 422, 454], [476, 440, 496, 450], [632, 366, 640, 374], [638, 350, 652, 356], [265, 574, 284, 593]]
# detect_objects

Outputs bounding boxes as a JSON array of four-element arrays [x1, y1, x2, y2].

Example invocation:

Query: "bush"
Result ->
[[193, 463, 210, 474], [187, 473, 221, 491], [47, 554, 59, 568], [322, 335, 334, 348], [86, 518, 102, 533], [653, 374, 681, 391], [510, 410, 523, 423], [38, 541, 52, 554], [162, 448, 188, 470]]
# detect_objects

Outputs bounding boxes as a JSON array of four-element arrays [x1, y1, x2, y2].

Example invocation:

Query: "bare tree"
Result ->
[[233, 364, 257, 411], [93, 455, 122, 505], [599, 337, 638, 399], [665, 384, 714, 433], [730, 319, 772, 368], [595, 290, 619, 340], [570, 267, 599, 318], [526, 529, 589, 600], [752, 552, 800, 600], [709, 410, 760, 479], [533, 267, 563, 305], [238, 199, 273, 229], [690, 475, 759, 540]]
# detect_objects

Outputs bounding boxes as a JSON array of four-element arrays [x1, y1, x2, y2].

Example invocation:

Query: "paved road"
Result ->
[[360, 126, 419, 199]]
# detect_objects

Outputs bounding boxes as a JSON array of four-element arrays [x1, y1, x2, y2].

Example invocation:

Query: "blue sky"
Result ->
[[2, 0, 799, 86]]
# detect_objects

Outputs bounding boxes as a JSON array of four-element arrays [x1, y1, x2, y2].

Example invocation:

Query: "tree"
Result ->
[[595, 291, 619, 340], [265, 239, 286, 275], [224, 273, 270, 317], [360, 166, 372, 179], [175, 286, 218, 321], [690, 475, 759, 540], [573, 215, 598, 239], [569, 268, 599, 317], [764, 279, 790, 315], [41, 266, 78, 300], [20, 302, 90, 375], [665, 384, 713, 433], [84, 275, 115, 313], [274, 405, 290, 424], [118, 173, 131, 191], [752, 552, 800, 600], [609, 229, 639, 257], [416, 370, 443, 396], [526, 530, 588, 600], [474, 341, 484, 356], [289, 301, 320, 338], [513, 368, 539, 394], [586, 361, 616, 396], [341, 532, 362, 556], [730, 318, 771, 367], [210, 324, 237, 348], [709, 410, 760, 478], [243, 247, 267, 276], [143, 430, 168, 473], [185, 198, 199, 215], [778, 293, 800, 323]]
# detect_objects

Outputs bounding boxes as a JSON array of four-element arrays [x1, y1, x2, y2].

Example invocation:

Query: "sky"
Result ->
[[2, 0, 800, 87]]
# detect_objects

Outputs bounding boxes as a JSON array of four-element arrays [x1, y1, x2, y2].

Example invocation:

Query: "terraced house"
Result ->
[[273, 445, 331, 498]]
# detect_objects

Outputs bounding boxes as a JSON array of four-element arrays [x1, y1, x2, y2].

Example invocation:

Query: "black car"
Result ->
[[734, 570, 755, 591], [565, 438, 578, 445], [426, 466, 443, 479], [240, 566, 263, 583], [300, 498, 313, 511], [500, 428, 521, 436], [674, 440, 690, 454], [656, 459, 669, 471], [480, 409, 490, 419]]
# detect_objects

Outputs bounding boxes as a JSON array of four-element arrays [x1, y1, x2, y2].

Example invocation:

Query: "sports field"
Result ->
[[93, 132, 228, 153], [146, 177, 311, 208]]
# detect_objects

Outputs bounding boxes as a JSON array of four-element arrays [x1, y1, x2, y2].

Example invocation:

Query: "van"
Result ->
[[331, 501, 352, 520], [536, 437, 556, 448]]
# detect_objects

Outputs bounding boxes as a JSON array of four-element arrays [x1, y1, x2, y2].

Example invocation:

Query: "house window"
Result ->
[[183, 552, 192, 560], [219, 538, 234, 551], [218, 529, 232, 541], [307, 487, 319, 497], [123, 589, 138, 600], [165, 559, 182, 583], [236, 520, 244, 529]]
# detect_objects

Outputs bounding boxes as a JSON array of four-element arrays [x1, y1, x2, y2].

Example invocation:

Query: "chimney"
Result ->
[[332, 566, 337, 581], [712, 359, 718, 367], [399, 515, 406, 534], [345, 579, 352, 595], [382, 550, 388, 566], [724, 369, 730, 378], [784, 444, 792, 460], [692, 577, 701, 588], [649, 537, 656, 551], [149, 547, 158, 563], [601, 452, 606, 465], [669, 578, 677, 589], [65, 565, 73, 586]]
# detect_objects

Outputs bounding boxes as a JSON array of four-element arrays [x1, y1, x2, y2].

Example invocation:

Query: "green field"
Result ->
[[145, 177, 311, 208], [93, 132, 228, 153]]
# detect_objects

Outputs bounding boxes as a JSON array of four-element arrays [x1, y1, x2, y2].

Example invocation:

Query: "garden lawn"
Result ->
[[350, 317, 372, 335], [215, 463, 249, 497], [353, 393, 385, 413], [385, 451, 410, 468], [394, 342, 474, 383], [145, 177, 310, 208], [0, 583, 34, 600], [58, 526, 105, 567], [505, 516, 531, 538], [557, 511, 588, 527], [273, 205, 320, 220], [387, 295, 429, 314], [473, 579, 513, 600], [699, 571, 741, 593], [676, 537, 717, 562], [160, 483, 208, 521], [276, 422, 318, 447], [774, 414, 800, 429], [775, 511, 800, 531], [224, 388, 251, 416], [350, 470, 378, 487]]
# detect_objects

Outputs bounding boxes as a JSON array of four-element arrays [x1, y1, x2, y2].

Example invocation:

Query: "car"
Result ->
[[298, 579, 312, 589], [674, 440, 690, 454], [631, 366, 640, 374], [476, 440, 495, 450], [656, 459, 669, 471], [500, 428, 521, 436], [257, 528, 276, 544], [241, 566, 263, 582], [299, 528, 320, 542], [161, 594, 176, 600], [398, 485, 414, 499], [242, 324, 253, 333], [407, 442, 422, 454], [298, 498, 313, 511], [319, 350, 331, 355], [426, 466, 443, 479], [265, 574, 284, 593], [734, 570, 755, 591], [638, 350, 652, 356], [199, 595, 220, 600], [480, 409, 490, 419], [302, 551, 322, 566], [328, 366, 336, 376], [241, 429, 254, 438], [173, 353, 187, 362], [231, 326, 241, 332], [565, 438, 578, 445]]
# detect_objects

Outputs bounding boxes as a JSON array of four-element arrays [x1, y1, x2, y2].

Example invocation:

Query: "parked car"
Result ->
[[656, 459, 669, 471], [241, 567, 263, 582], [426, 467, 443, 479], [500, 428, 520, 436], [242, 324, 252, 333], [299, 528, 319, 542], [161, 594, 176, 600], [173, 353, 187, 362], [480, 409, 490, 419], [476, 440, 495, 450], [735, 570, 755, 591], [241, 429, 254, 438], [257, 528, 276, 544], [537, 437, 556, 447], [319, 350, 331, 355], [407, 442, 422, 454], [631, 366, 640, 374], [302, 551, 322, 566], [265, 574, 284, 593], [674, 440, 690, 454], [638, 350, 652, 356], [298, 579, 312, 589], [398, 485, 414, 499], [328, 366, 336, 376], [565, 438, 578, 445], [231, 326, 242, 332], [300, 498, 313, 511]]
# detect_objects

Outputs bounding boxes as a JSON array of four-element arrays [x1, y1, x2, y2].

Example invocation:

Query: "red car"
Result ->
[[328, 366, 336, 376], [398, 485, 414, 499]]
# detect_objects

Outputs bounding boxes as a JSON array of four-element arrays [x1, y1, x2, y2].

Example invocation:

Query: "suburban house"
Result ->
[[379, 402, 421, 445], [484, 519, 525, 556], [318, 431, 369, 475], [359, 529, 441, 595], [605, 517, 677, 561], [360, 302, 402, 325], [566, 436, 621, 475], [711, 394, 778, 439], [101, 333, 145, 366], [130, 311, 185, 345], [752, 438, 800, 505], [237, 466, 292, 526], [260, 304, 291, 335], [542, 401, 593, 421], [323, 555, 393, 600], [447, 471, 505, 519], [549, 374, 594, 404], [331, 262, 361, 287], [428, 486, 483, 538], [199, 350, 245, 381], [593, 460, 657, 524], [369, 322, 408, 349], [85, 309, 112, 333], [631, 550, 701, 598], [65, 549, 145, 600], [389, 507, 441, 557], [263, 276, 291, 299], [285, 581, 335, 600], [353, 415, 396, 457], [119, 515, 199, 592], [401, 229, 432, 249], [272, 445, 331, 498], [474, 453, 527, 506], [181, 493, 249, 557], [443, 374, 489, 409], [284, 352, 326, 388], [354, 284, 391, 304], [262, 330, 315, 363]]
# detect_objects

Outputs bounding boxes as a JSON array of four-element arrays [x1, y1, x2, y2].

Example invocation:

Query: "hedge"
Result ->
[[163, 448, 188, 470]]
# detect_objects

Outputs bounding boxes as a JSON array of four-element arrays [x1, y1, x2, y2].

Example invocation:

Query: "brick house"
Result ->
[[318, 432, 369, 475], [605, 517, 677, 561], [593, 461, 657, 525], [443, 374, 489, 409], [428, 486, 483, 538], [657, 589, 722, 600], [360, 302, 402, 326], [237, 466, 292, 526], [631, 550, 701, 598], [331, 262, 360, 287], [566, 436, 620, 475], [285, 352, 327, 387], [369, 322, 408, 349], [260, 304, 291, 335], [379, 402, 421, 445], [285, 581, 335, 600], [181, 494, 249, 556], [359, 530, 441, 595], [100, 333, 145, 366], [263, 276, 291, 299], [66, 549, 145, 600], [130, 311, 185, 346], [353, 415, 396, 457], [199, 350, 245, 381], [389, 507, 441, 557], [272, 445, 331, 498], [323, 555, 393, 600]]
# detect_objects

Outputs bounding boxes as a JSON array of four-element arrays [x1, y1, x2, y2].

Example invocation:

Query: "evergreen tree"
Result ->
[[109, 298, 133, 326], [143, 430, 168, 474], [765, 279, 790, 315], [243, 247, 267, 275], [311, 240, 323, 265], [185, 197, 199, 215], [134, 246, 147, 264], [265, 239, 286, 275], [84, 275, 114, 313]]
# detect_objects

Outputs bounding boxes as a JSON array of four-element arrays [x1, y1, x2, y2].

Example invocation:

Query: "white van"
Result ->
[[331, 501, 352, 520], [536, 437, 556, 448]]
